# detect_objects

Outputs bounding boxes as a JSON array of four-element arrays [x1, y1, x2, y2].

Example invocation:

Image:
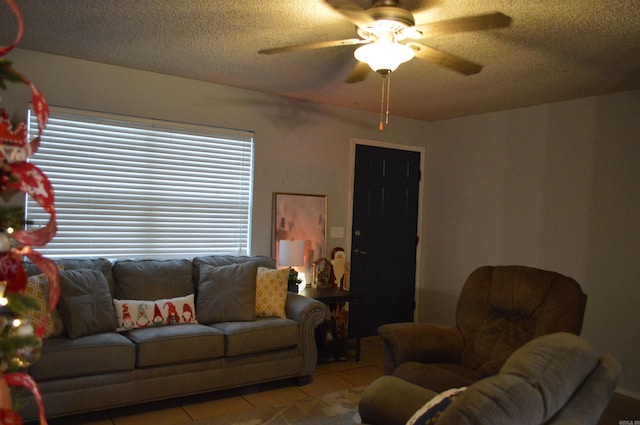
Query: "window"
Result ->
[[26, 106, 254, 258]]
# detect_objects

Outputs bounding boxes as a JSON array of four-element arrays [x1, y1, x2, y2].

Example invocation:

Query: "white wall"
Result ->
[[422, 90, 640, 394], [4, 48, 431, 258], [5, 49, 639, 395]]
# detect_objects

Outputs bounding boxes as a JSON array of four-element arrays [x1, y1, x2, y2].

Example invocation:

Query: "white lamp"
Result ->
[[354, 41, 415, 73], [279, 239, 305, 292], [354, 41, 415, 131]]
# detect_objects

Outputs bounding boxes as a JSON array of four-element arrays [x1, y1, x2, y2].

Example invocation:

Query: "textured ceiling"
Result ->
[[1, 0, 639, 121]]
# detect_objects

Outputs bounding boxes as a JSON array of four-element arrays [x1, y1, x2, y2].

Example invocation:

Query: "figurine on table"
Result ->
[[330, 247, 349, 289]]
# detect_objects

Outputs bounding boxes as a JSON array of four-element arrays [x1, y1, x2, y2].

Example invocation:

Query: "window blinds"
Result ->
[[26, 107, 254, 258]]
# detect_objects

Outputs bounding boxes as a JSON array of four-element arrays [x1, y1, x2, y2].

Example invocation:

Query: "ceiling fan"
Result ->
[[259, 0, 512, 83]]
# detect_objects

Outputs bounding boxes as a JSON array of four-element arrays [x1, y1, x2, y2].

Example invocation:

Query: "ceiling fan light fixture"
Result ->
[[354, 41, 415, 73]]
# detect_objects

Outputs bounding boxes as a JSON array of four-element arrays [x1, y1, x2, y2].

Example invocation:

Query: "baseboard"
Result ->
[[616, 387, 640, 400]]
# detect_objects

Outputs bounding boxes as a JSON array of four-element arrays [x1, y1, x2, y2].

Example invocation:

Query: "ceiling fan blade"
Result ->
[[410, 0, 439, 15], [345, 61, 371, 84], [323, 0, 376, 28], [406, 41, 483, 75], [414, 12, 512, 38], [259, 38, 368, 55]]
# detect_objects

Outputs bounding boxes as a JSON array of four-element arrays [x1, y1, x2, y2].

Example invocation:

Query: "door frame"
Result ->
[[346, 137, 426, 321]]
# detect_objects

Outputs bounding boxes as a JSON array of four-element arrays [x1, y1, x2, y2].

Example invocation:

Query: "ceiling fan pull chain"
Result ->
[[386, 72, 391, 125], [378, 72, 392, 132], [379, 74, 386, 131]]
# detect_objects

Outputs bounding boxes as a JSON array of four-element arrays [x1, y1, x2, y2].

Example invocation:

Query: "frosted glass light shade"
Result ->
[[279, 240, 305, 267], [354, 41, 415, 73]]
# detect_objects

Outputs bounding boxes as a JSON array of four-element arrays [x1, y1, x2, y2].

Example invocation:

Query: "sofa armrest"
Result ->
[[378, 323, 463, 375], [285, 293, 326, 376], [360, 376, 437, 425], [546, 354, 622, 425]]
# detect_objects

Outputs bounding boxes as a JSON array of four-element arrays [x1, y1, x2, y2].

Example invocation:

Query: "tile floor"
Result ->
[[33, 336, 640, 424]]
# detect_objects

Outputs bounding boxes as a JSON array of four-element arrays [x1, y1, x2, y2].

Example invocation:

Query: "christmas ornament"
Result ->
[[0, 233, 9, 253], [7, 319, 41, 369]]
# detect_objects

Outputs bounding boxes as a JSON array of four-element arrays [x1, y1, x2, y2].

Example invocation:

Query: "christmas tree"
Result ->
[[0, 0, 59, 423]]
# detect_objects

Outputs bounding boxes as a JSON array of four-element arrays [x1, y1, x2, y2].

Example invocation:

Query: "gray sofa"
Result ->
[[20, 255, 325, 420], [359, 332, 622, 425]]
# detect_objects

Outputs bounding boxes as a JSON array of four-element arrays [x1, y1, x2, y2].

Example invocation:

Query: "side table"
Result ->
[[299, 287, 362, 361]]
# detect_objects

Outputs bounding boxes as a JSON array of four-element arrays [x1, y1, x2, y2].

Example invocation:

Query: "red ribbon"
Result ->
[[0, 409, 22, 424], [4, 162, 57, 247], [0, 0, 23, 57], [3, 374, 46, 425]]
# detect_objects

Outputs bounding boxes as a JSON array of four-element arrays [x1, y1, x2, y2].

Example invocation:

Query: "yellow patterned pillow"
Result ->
[[24, 273, 65, 338], [255, 267, 289, 318]]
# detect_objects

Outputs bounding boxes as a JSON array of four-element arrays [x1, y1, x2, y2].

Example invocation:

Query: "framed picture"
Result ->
[[273, 192, 327, 280]]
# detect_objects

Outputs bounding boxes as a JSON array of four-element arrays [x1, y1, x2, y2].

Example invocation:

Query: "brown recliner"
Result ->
[[378, 265, 587, 393]]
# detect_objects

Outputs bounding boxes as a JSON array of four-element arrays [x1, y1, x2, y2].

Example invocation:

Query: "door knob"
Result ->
[[353, 248, 368, 255]]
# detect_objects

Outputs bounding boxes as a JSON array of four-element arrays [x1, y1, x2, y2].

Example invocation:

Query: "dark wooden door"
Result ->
[[350, 144, 420, 337]]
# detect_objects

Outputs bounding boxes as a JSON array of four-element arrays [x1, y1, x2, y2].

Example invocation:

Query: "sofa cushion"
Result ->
[[29, 332, 135, 381], [24, 273, 65, 338], [196, 262, 257, 323], [113, 294, 197, 331], [211, 318, 298, 357], [255, 267, 289, 318], [24, 258, 115, 295], [57, 269, 118, 338], [193, 255, 275, 284], [113, 259, 194, 300], [124, 324, 225, 367]]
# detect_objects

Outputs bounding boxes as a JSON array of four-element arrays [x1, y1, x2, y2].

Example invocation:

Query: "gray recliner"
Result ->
[[359, 332, 622, 425]]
